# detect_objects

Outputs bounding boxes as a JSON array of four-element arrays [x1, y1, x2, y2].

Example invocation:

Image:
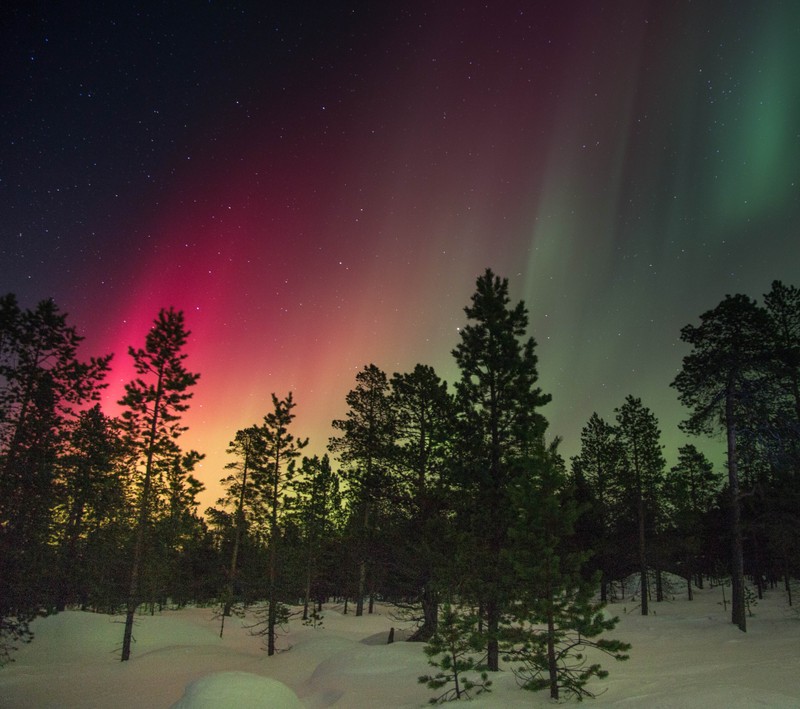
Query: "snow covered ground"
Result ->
[[2, 584, 799, 708]]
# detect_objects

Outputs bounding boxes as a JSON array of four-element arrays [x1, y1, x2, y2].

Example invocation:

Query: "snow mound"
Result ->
[[170, 671, 302, 709]]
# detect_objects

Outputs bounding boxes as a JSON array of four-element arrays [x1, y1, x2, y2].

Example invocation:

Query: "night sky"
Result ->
[[3, 1, 799, 508]]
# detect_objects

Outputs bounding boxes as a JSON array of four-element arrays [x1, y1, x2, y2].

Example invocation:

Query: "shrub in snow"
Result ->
[[0, 614, 34, 666], [302, 607, 324, 629], [744, 585, 758, 617]]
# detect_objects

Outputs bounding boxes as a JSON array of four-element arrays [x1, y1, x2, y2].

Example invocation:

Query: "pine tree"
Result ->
[[418, 604, 492, 704], [53, 404, 126, 611], [291, 454, 341, 621], [505, 444, 630, 700], [614, 396, 665, 614], [118, 307, 199, 661], [764, 281, 800, 431], [329, 364, 395, 616], [570, 413, 624, 602], [0, 295, 111, 661], [671, 294, 772, 632], [451, 269, 550, 671], [389, 364, 454, 640], [762, 281, 800, 600], [155, 450, 207, 607], [663, 444, 721, 599], [215, 426, 264, 634], [256, 392, 307, 656]]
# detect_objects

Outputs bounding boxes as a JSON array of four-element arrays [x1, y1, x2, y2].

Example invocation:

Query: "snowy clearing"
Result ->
[[1, 585, 799, 708]]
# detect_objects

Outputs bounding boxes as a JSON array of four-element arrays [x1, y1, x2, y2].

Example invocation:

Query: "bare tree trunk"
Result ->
[[122, 469, 152, 661], [355, 559, 366, 616], [122, 374, 163, 662], [600, 569, 608, 603], [726, 391, 746, 632], [785, 571, 793, 606], [56, 497, 85, 612], [302, 570, 311, 621], [638, 490, 648, 616], [302, 525, 314, 621], [267, 597, 277, 656], [486, 599, 500, 672], [120, 436, 156, 662], [416, 581, 439, 641], [121, 543, 142, 661], [452, 647, 463, 699], [546, 579, 559, 700], [267, 463, 279, 656], [356, 499, 370, 617], [223, 451, 250, 626]]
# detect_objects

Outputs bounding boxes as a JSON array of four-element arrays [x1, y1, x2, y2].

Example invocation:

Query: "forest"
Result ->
[[1, 270, 798, 702]]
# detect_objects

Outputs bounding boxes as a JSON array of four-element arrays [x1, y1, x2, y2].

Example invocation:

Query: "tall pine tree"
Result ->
[[671, 293, 772, 632], [329, 364, 395, 616], [571, 413, 623, 602], [118, 307, 199, 661], [256, 392, 307, 656], [663, 444, 721, 599], [614, 396, 665, 615], [389, 364, 454, 640], [291, 454, 341, 621], [451, 269, 550, 671], [214, 426, 264, 634]]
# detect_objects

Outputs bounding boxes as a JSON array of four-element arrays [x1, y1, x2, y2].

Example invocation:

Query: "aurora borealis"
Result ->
[[2, 1, 799, 508]]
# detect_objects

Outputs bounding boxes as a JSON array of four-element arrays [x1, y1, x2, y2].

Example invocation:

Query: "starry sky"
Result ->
[[2, 1, 799, 509]]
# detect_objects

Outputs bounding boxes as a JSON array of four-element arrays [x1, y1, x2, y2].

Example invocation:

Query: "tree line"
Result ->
[[1, 273, 798, 700]]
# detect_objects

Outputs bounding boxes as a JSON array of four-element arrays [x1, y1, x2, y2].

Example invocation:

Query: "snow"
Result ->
[[170, 672, 302, 709], [1, 585, 799, 708]]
